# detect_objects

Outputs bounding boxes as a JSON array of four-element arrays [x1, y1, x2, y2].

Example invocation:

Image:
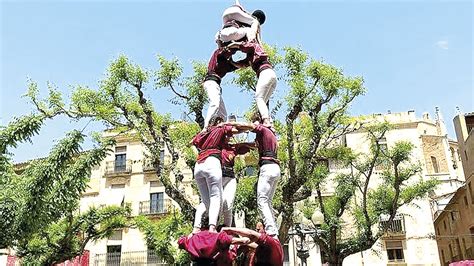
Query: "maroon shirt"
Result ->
[[178, 231, 237, 265], [193, 125, 234, 163], [253, 124, 277, 159], [206, 48, 238, 82], [221, 143, 251, 167], [254, 233, 284, 266]]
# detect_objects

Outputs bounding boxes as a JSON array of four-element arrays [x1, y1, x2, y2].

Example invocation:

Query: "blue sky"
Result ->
[[1, 0, 472, 162]]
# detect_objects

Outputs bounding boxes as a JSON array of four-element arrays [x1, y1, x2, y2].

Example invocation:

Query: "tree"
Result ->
[[0, 113, 131, 264], [297, 123, 438, 265], [20, 46, 437, 265]]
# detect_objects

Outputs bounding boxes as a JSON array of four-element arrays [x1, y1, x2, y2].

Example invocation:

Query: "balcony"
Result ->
[[105, 160, 132, 177], [143, 159, 156, 172], [139, 199, 172, 216], [92, 251, 169, 266], [380, 215, 406, 238]]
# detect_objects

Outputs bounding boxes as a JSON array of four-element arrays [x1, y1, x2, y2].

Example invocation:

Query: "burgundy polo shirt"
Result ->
[[193, 125, 234, 163], [254, 233, 284, 266], [178, 231, 236, 266]]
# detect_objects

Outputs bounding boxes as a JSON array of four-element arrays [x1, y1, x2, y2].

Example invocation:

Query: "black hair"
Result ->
[[252, 10, 266, 25], [251, 112, 262, 123], [210, 116, 224, 126]]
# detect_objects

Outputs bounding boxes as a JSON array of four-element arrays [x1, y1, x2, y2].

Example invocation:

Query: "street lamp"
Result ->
[[289, 210, 324, 266]]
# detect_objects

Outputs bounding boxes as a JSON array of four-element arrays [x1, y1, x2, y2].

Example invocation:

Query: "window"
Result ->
[[456, 238, 462, 258], [341, 134, 347, 147], [470, 182, 474, 204], [431, 156, 439, 173], [283, 244, 290, 266], [107, 245, 121, 264], [377, 137, 388, 153], [115, 154, 127, 172], [159, 149, 165, 164], [150, 192, 164, 214], [449, 244, 453, 258], [386, 240, 404, 262], [441, 249, 445, 263], [444, 220, 447, 231], [465, 150, 468, 161], [451, 212, 457, 221], [114, 146, 127, 172], [464, 196, 468, 207]]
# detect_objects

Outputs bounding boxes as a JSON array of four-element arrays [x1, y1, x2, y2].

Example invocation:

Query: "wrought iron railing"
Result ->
[[105, 160, 132, 175], [380, 215, 405, 234], [92, 251, 169, 266], [138, 199, 172, 215]]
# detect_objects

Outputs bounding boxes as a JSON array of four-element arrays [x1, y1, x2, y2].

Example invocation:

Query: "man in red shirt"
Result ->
[[192, 117, 251, 233], [194, 137, 255, 229], [223, 227, 284, 266], [178, 229, 251, 266], [234, 114, 280, 237]]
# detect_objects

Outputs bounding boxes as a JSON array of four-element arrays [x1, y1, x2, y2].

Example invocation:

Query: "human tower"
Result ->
[[178, 1, 284, 265]]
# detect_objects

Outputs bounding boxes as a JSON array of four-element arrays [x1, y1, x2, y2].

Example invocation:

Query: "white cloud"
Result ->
[[436, 40, 449, 50]]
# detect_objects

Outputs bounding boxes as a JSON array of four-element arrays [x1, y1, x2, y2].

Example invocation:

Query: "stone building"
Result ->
[[337, 109, 465, 266], [79, 131, 199, 265], [433, 111, 474, 265]]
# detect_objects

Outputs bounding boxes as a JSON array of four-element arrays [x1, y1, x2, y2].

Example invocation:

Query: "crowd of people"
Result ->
[[178, 1, 284, 265]]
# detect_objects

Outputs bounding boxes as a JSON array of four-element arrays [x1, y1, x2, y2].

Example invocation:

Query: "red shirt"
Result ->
[[252, 124, 277, 158], [221, 143, 251, 167], [254, 233, 284, 266], [193, 125, 234, 163], [178, 231, 237, 265]]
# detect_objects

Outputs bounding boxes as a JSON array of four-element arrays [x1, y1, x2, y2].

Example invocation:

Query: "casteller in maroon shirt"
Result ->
[[253, 233, 284, 266], [178, 231, 237, 266], [252, 124, 278, 164], [221, 143, 252, 167], [192, 125, 234, 163]]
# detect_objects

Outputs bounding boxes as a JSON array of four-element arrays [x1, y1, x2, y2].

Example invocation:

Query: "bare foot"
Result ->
[[209, 225, 217, 233], [192, 227, 201, 234]]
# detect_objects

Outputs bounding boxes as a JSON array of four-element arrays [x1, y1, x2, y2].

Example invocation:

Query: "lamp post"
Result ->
[[289, 210, 324, 266]]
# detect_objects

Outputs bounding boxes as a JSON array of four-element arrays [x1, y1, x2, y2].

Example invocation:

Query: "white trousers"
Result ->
[[193, 175, 237, 227], [255, 68, 277, 120], [193, 156, 223, 227], [217, 27, 252, 43], [222, 6, 255, 25], [203, 80, 227, 128], [257, 163, 281, 236]]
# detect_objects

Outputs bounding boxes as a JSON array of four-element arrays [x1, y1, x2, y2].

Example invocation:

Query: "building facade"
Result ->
[[433, 112, 474, 265], [337, 110, 465, 266], [79, 132, 198, 265]]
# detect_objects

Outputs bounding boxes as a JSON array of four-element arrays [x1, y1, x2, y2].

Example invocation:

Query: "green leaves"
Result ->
[[135, 213, 191, 265]]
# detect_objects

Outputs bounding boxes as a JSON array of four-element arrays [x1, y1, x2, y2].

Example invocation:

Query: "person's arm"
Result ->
[[247, 242, 258, 249], [234, 142, 256, 155], [231, 236, 251, 245], [226, 121, 255, 132], [222, 227, 261, 243]]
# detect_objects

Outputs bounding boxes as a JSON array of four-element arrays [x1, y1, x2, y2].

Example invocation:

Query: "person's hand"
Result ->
[[241, 237, 251, 245], [226, 41, 243, 50], [247, 29, 257, 42]]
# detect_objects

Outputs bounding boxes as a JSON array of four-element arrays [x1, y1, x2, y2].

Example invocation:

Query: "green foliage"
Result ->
[[19, 206, 131, 265], [234, 176, 259, 227], [135, 213, 192, 265], [0, 112, 130, 264]]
